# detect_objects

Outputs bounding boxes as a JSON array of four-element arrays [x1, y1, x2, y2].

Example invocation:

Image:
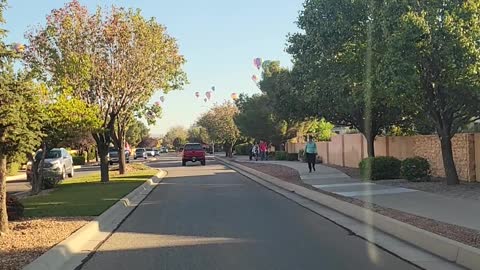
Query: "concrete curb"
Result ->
[[22, 170, 167, 270], [218, 157, 480, 270]]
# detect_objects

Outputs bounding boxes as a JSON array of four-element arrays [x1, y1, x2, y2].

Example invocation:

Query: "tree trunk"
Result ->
[[118, 137, 126, 175], [224, 143, 233, 158], [365, 133, 375, 158], [31, 142, 46, 195], [0, 154, 8, 235], [439, 132, 459, 185], [98, 142, 109, 183]]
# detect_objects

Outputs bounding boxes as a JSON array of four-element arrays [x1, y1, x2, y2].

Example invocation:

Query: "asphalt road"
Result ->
[[80, 157, 418, 270]]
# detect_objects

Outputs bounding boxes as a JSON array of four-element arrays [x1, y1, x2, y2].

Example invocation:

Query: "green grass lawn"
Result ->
[[21, 167, 158, 217]]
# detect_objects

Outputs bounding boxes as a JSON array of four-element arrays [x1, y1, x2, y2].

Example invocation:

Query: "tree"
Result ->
[[126, 119, 149, 147], [384, 1, 480, 184], [164, 126, 188, 148], [0, 0, 43, 232], [197, 103, 240, 157], [235, 93, 289, 148], [25, 1, 186, 179], [286, 0, 406, 157], [138, 137, 159, 148], [187, 126, 210, 144]]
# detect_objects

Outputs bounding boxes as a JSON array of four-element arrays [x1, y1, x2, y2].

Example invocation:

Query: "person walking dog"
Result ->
[[305, 137, 317, 173]]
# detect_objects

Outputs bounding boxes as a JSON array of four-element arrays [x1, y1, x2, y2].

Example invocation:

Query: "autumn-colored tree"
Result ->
[[25, 1, 186, 180]]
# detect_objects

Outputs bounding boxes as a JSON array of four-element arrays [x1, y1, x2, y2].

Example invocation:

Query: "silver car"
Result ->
[[41, 148, 74, 180]]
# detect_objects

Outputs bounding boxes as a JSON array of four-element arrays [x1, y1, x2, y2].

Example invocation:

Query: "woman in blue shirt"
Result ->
[[305, 137, 317, 172]]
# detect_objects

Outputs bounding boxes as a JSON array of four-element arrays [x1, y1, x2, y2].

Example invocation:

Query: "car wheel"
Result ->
[[126, 159, 130, 164], [201, 160, 206, 166], [68, 167, 74, 178], [182, 161, 186, 166], [109, 161, 113, 165]]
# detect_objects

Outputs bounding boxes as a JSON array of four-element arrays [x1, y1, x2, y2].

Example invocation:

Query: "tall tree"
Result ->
[[187, 126, 210, 144], [384, 0, 480, 184], [25, 1, 186, 180], [235, 93, 289, 148], [197, 103, 240, 157], [0, 0, 43, 233], [164, 126, 188, 148], [286, 0, 406, 157], [126, 119, 149, 147]]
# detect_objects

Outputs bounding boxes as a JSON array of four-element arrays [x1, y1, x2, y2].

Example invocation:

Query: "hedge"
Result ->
[[287, 153, 299, 161], [7, 162, 21, 176], [401, 157, 431, 182], [359, 156, 401, 181], [275, 151, 288, 160], [72, 156, 86, 166], [234, 143, 251, 155]]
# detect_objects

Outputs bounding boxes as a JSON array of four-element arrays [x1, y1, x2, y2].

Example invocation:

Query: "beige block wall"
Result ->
[[344, 134, 364, 167], [389, 136, 415, 160], [413, 134, 475, 181], [374, 137, 388, 157], [475, 134, 480, 181], [317, 142, 329, 163], [329, 135, 344, 166]]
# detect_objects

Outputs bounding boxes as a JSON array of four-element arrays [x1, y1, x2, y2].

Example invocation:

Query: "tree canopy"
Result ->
[[197, 103, 240, 157]]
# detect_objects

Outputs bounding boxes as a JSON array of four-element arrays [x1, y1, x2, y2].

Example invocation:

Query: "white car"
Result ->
[[27, 148, 74, 183]]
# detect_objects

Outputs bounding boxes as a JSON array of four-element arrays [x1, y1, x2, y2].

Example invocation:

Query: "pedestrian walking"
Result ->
[[259, 140, 268, 161], [305, 136, 317, 173], [251, 143, 259, 161]]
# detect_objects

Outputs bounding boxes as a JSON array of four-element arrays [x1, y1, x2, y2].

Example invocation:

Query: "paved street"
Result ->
[[80, 157, 418, 270]]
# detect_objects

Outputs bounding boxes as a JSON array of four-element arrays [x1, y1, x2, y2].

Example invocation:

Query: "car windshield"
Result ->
[[136, 149, 145, 153], [184, 144, 203, 151], [45, 150, 62, 159]]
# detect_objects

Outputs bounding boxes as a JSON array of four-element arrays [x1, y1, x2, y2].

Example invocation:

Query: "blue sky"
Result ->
[[4, 0, 303, 136]]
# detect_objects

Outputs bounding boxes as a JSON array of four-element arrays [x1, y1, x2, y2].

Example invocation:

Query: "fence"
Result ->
[[287, 133, 478, 181]]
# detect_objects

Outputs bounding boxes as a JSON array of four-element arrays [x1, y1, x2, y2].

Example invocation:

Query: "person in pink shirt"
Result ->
[[259, 140, 268, 161]]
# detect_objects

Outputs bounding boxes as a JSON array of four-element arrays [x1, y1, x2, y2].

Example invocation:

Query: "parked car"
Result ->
[[182, 143, 206, 166], [134, 148, 148, 159], [154, 148, 161, 156], [161, 147, 168, 153], [108, 149, 130, 165], [146, 148, 156, 157], [26, 148, 74, 183]]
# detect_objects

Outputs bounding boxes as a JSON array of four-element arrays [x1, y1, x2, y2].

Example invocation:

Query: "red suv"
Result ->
[[182, 143, 206, 166]]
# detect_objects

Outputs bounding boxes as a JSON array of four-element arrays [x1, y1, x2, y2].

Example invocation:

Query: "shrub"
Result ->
[[43, 176, 61, 189], [234, 143, 251, 155], [268, 151, 275, 160], [7, 162, 21, 176], [359, 156, 401, 181], [72, 155, 86, 166], [298, 149, 306, 162], [401, 157, 431, 182], [287, 153, 299, 161], [275, 151, 288, 160], [7, 194, 24, 221], [87, 148, 96, 162]]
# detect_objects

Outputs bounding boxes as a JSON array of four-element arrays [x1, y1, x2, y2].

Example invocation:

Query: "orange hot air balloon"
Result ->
[[231, 93, 239, 100]]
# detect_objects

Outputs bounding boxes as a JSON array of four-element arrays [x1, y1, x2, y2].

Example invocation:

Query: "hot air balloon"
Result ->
[[231, 93, 239, 100], [204, 98, 208, 102], [253, 58, 262, 70], [12, 43, 25, 53], [155, 101, 161, 106], [205, 91, 212, 100], [251, 75, 258, 83], [195, 92, 200, 98], [211, 86, 215, 91], [160, 96, 165, 102]]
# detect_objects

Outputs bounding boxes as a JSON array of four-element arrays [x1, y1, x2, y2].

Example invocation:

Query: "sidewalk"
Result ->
[[234, 156, 480, 232]]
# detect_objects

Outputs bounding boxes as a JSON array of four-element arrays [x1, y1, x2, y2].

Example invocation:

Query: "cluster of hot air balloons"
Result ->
[[251, 57, 263, 87], [195, 87, 215, 103]]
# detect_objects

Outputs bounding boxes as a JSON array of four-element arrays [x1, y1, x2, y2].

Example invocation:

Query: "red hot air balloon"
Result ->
[[231, 93, 239, 100], [206, 91, 212, 100], [195, 92, 200, 98], [252, 75, 258, 83], [155, 101, 161, 106]]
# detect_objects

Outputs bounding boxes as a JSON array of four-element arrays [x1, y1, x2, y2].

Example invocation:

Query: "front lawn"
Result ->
[[21, 167, 158, 217]]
